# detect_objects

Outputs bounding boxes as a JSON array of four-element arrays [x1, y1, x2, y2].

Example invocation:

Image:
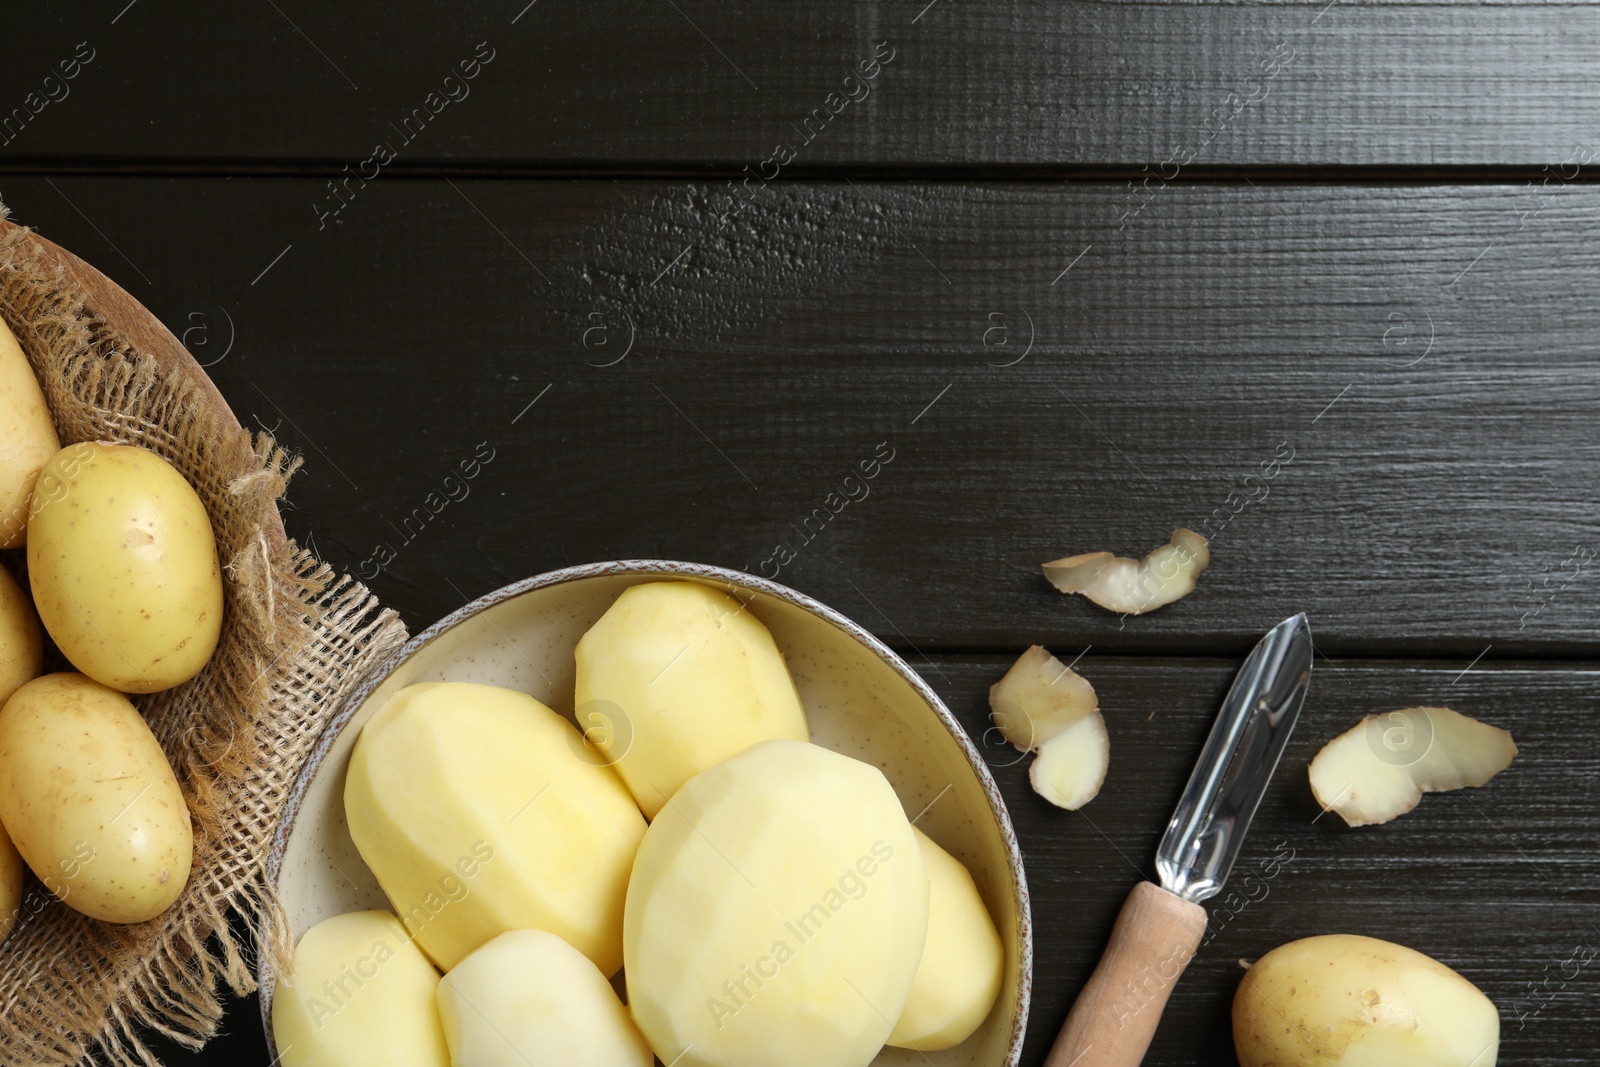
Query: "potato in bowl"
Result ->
[[260, 560, 1032, 1067]]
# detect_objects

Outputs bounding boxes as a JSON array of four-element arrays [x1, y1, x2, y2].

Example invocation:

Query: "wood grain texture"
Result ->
[[141, 654, 1599, 1065], [2, 176, 1594, 657], [2, 2, 1600, 169], [1046, 883, 1207, 1067]]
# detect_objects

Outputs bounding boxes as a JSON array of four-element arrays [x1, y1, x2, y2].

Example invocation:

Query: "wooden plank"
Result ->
[[3, 2, 1600, 169], [962, 655, 1600, 1067], [149, 654, 1600, 1064], [2, 176, 1597, 657]]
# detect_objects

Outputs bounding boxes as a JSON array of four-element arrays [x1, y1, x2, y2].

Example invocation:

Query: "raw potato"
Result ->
[[0, 673, 192, 923], [1309, 707, 1517, 827], [624, 739, 928, 1067], [0, 822, 23, 946], [27, 442, 222, 693], [0, 565, 42, 705], [345, 681, 647, 974], [574, 581, 810, 818], [888, 828, 1004, 1052], [0, 317, 60, 549], [438, 929, 653, 1067], [1028, 715, 1111, 810], [1042, 528, 1209, 615], [273, 910, 450, 1067], [1234, 934, 1500, 1067], [989, 646, 1109, 810]]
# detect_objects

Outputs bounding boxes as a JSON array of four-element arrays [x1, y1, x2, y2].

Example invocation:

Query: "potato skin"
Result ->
[[0, 565, 42, 706], [1233, 934, 1500, 1067], [0, 318, 60, 549], [0, 673, 193, 923], [0, 821, 24, 946], [27, 442, 222, 693]]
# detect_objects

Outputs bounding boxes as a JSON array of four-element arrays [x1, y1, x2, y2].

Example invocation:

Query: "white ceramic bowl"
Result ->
[[260, 560, 1031, 1065]]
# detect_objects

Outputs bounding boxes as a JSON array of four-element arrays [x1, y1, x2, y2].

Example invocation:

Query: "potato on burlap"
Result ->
[[0, 673, 192, 923], [0, 315, 59, 549]]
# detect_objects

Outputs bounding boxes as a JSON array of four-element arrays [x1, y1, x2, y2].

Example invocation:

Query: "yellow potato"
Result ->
[[0, 821, 24, 946], [888, 827, 1004, 1051], [345, 682, 647, 974], [0, 672, 192, 923], [27, 442, 222, 693], [0, 565, 42, 705], [624, 739, 928, 1067], [1234, 934, 1500, 1067], [575, 581, 809, 817], [273, 910, 449, 1067], [437, 930, 653, 1067], [0, 317, 60, 549]]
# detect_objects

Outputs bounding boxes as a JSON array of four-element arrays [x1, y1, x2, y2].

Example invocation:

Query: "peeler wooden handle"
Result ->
[[1043, 881, 1207, 1067]]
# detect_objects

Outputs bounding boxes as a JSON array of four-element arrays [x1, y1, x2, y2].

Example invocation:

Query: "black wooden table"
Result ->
[[4, 4, 1598, 1065]]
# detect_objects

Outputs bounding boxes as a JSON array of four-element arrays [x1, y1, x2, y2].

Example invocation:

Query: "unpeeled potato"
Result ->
[[0, 672, 192, 923], [27, 442, 222, 693], [1234, 934, 1500, 1067], [0, 822, 23, 946], [0, 565, 41, 705], [0, 316, 60, 549]]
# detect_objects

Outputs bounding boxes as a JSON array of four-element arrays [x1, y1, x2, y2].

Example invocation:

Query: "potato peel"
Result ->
[[1042, 528, 1210, 615], [1308, 706, 1517, 827], [988, 645, 1098, 752], [988, 646, 1108, 810], [1028, 716, 1110, 810]]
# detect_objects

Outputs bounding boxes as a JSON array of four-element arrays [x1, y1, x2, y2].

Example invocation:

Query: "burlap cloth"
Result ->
[[0, 203, 409, 1064]]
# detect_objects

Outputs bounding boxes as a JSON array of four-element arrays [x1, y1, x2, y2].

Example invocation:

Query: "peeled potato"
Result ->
[[27, 442, 222, 693], [574, 581, 809, 817], [0, 673, 192, 923], [437, 930, 652, 1067], [0, 565, 42, 705], [273, 910, 450, 1067], [1234, 934, 1500, 1067], [888, 827, 1004, 1051], [625, 739, 928, 1067], [345, 681, 647, 974], [0, 317, 60, 549]]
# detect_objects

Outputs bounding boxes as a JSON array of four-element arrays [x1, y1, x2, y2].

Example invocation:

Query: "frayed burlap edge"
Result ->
[[0, 203, 408, 1065]]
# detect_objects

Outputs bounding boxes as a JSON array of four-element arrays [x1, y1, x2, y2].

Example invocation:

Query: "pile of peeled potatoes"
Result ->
[[275, 580, 1007, 1067], [0, 318, 222, 934]]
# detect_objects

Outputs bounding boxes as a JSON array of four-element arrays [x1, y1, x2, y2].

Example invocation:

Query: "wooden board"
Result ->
[[3, 176, 1596, 659], [3, 2, 1600, 169], [136, 655, 1599, 1066]]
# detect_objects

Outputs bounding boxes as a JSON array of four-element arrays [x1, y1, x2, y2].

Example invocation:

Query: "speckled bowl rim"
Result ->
[[258, 560, 1032, 1065]]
